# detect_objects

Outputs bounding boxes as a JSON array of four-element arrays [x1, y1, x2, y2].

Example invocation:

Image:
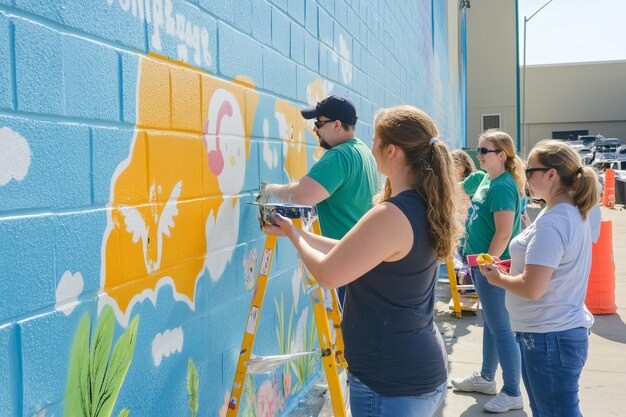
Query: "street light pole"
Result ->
[[521, 0, 555, 156]]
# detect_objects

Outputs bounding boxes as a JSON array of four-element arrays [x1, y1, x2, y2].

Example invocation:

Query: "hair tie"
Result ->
[[429, 137, 439, 146], [576, 167, 584, 175]]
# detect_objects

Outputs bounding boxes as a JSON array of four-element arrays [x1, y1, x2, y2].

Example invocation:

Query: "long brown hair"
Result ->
[[374, 105, 463, 260], [479, 129, 525, 196], [451, 149, 477, 179], [532, 139, 600, 219]]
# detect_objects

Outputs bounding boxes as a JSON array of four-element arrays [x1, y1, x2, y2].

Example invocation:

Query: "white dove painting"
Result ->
[[119, 180, 182, 274]]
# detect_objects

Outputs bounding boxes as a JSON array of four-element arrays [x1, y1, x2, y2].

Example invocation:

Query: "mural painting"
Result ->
[[0, 0, 465, 416], [93, 52, 322, 415]]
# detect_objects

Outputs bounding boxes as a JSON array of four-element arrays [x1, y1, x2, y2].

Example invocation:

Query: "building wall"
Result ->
[[524, 60, 626, 152], [466, 0, 518, 148], [0, 1, 465, 416]]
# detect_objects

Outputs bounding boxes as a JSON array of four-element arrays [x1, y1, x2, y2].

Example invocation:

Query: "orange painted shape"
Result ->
[[158, 199, 206, 272], [243, 89, 260, 159], [104, 224, 123, 284], [113, 131, 150, 204], [275, 99, 315, 181], [147, 131, 204, 200], [170, 66, 202, 132], [136, 58, 171, 129], [102, 52, 265, 318], [172, 257, 206, 297]]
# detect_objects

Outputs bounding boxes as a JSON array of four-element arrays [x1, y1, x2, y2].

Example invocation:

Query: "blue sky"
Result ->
[[519, 0, 626, 65]]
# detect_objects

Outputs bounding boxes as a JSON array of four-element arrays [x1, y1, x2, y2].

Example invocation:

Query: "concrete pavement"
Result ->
[[435, 206, 626, 417]]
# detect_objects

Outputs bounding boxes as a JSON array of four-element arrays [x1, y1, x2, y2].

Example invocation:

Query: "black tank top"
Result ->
[[342, 190, 448, 396]]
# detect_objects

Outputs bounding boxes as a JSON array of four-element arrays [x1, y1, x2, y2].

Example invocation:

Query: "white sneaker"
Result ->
[[450, 372, 497, 395], [484, 392, 523, 413]]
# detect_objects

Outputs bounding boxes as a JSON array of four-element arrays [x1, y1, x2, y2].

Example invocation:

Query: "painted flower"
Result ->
[[254, 379, 278, 417], [218, 391, 230, 417], [243, 248, 258, 290]]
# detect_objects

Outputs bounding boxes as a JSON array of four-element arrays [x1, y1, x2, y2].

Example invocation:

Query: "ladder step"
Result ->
[[455, 284, 475, 290], [246, 351, 320, 374], [448, 295, 480, 312]]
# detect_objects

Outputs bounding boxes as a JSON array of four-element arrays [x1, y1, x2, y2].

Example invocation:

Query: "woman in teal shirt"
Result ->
[[451, 129, 526, 413]]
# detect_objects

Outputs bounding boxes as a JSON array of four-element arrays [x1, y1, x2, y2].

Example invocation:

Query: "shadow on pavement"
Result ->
[[434, 284, 481, 355], [591, 312, 626, 344]]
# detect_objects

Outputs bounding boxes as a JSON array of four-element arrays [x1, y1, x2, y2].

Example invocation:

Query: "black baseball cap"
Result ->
[[300, 95, 358, 125]]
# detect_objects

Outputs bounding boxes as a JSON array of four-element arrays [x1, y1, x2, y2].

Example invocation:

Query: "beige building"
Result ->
[[466, 0, 519, 149], [466, 1, 626, 156], [524, 60, 626, 154]]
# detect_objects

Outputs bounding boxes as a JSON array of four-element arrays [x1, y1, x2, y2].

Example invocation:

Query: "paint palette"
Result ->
[[249, 203, 318, 228]]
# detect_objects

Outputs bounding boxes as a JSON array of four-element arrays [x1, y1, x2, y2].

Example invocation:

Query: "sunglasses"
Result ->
[[314, 119, 335, 129], [525, 167, 551, 179], [476, 147, 500, 155]]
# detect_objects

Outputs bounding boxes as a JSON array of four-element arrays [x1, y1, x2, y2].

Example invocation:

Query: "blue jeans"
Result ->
[[517, 327, 589, 417], [348, 373, 446, 417], [471, 266, 521, 397]]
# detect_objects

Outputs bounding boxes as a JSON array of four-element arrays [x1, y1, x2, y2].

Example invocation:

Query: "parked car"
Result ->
[[594, 138, 621, 160], [592, 159, 626, 185], [578, 148, 594, 165], [592, 159, 626, 171], [578, 134, 602, 147]]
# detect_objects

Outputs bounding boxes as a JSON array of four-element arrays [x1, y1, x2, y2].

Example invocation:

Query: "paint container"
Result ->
[[249, 203, 318, 228]]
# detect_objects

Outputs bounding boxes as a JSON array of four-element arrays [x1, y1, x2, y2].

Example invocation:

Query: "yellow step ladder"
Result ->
[[226, 205, 347, 417], [446, 258, 479, 318]]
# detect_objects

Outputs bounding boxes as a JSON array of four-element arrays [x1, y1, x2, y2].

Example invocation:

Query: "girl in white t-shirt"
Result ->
[[481, 139, 600, 417]]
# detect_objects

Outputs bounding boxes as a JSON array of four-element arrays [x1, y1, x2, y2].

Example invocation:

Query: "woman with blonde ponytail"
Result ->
[[481, 139, 600, 417], [264, 105, 462, 417], [451, 129, 525, 413]]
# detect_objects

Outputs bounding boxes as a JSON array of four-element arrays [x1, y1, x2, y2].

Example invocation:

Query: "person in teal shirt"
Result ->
[[259, 95, 380, 304], [464, 170, 521, 260], [452, 149, 489, 199], [451, 129, 527, 414], [452, 149, 489, 283], [463, 170, 489, 197]]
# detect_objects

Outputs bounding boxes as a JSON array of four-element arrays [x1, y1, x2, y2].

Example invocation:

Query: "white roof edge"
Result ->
[[527, 59, 626, 68]]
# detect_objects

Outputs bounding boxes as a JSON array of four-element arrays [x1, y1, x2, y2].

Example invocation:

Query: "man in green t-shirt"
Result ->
[[259, 95, 380, 304]]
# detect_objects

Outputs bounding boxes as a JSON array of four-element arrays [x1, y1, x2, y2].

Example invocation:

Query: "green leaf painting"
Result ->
[[274, 292, 319, 394], [290, 313, 318, 393], [274, 293, 293, 356], [187, 358, 199, 417], [64, 306, 140, 417]]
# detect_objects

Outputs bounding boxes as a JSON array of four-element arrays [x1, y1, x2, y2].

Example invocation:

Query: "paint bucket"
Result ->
[[250, 202, 317, 228]]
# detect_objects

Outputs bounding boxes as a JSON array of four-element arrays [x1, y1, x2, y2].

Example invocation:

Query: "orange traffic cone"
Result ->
[[602, 169, 616, 208], [585, 219, 617, 314]]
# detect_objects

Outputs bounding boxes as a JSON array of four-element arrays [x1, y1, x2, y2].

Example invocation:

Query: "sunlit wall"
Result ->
[[0, 1, 466, 416]]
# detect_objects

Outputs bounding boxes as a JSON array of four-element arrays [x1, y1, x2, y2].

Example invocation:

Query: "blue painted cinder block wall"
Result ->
[[0, 0, 466, 416]]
